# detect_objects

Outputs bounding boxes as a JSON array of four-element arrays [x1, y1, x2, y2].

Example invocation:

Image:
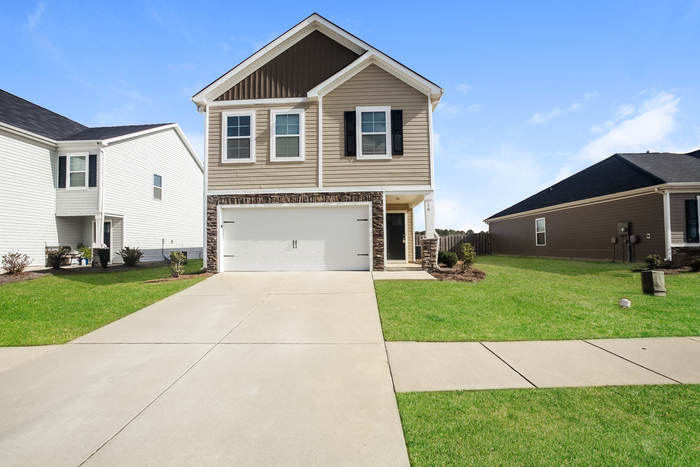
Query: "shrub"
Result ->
[[77, 243, 92, 262], [2, 252, 32, 275], [691, 257, 700, 272], [644, 254, 661, 270], [119, 246, 143, 267], [457, 243, 476, 271], [97, 249, 110, 269], [439, 251, 458, 268], [170, 251, 186, 277], [47, 249, 68, 269]]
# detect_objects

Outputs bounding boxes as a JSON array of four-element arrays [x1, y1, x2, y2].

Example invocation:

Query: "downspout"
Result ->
[[199, 102, 209, 270], [663, 190, 672, 261], [96, 142, 106, 249], [318, 95, 323, 188]]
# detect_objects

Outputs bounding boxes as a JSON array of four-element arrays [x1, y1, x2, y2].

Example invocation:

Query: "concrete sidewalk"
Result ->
[[387, 337, 700, 392], [0, 271, 409, 467]]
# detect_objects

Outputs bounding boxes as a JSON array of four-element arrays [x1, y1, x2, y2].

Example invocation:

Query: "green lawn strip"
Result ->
[[398, 385, 700, 467], [0, 260, 206, 346], [376, 256, 700, 342]]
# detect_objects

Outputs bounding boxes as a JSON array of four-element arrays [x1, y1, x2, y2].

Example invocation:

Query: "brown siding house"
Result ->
[[486, 151, 700, 265]]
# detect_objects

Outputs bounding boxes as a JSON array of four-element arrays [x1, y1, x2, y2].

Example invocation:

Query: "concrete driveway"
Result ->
[[0, 272, 409, 467]]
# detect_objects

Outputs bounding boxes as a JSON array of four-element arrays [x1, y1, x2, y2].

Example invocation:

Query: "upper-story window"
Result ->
[[535, 218, 546, 246], [58, 154, 97, 189], [222, 111, 255, 163], [68, 154, 87, 188], [356, 106, 392, 160], [153, 174, 162, 200], [270, 109, 305, 162]]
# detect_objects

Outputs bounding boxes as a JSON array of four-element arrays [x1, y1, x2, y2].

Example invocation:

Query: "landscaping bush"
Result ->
[[439, 251, 458, 268], [119, 246, 143, 267], [170, 251, 186, 277], [691, 257, 700, 272], [457, 243, 476, 272], [46, 249, 68, 269], [97, 249, 110, 269], [2, 252, 32, 275], [77, 243, 92, 262], [645, 254, 662, 270]]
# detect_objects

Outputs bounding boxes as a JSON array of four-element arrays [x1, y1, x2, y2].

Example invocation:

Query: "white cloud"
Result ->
[[456, 84, 472, 95], [466, 104, 482, 114], [578, 92, 680, 161], [530, 108, 562, 124], [530, 91, 598, 124], [27, 2, 45, 31]]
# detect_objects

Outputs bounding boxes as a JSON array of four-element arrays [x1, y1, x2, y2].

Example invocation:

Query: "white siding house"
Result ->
[[0, 89, 203, 267]]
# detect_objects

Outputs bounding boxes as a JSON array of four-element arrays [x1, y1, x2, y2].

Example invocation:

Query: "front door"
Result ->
[[103, 222, 111, 261], [386, 213, 406, 261]]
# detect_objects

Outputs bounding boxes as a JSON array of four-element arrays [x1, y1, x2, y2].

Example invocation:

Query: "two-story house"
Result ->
[[0, 89, 204, 266], [192, 13, 443, 272]]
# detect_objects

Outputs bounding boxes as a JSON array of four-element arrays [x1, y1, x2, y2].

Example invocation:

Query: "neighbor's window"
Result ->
[[68, 154, 87, 188], [535, 218, 546, 246], [222, 111, 255, 163], [270, 109, 304, 161], [356, 106, 391, 160], [153, 174, 162, 200], [686, 199, 699, 243]]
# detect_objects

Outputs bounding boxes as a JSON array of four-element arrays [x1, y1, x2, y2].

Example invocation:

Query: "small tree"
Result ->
[[2, 252, 32, 275], [170, 251, 186, 277], [457, 243, 476, 272], [439, 251, 458, 268], [47, 249, 68, 269], [644, 254, 661, 270], [119, 246, 144, 267]]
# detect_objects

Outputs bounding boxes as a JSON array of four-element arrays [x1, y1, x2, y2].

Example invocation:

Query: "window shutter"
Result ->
[[89, 154, 97, 188], [391, 110, 403, 156], [686, 199, 699, 243], [344, 111, 356, 157], [58, 156, 66, 188]]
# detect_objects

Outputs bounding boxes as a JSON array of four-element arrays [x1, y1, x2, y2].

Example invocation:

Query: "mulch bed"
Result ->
[[0, 272, 45, 286], [143, 273, 213, 284], [430, 264, 487, 282], [631, 266, 698, 275]]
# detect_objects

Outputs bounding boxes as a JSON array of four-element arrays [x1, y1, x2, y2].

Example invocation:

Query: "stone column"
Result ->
[[421, 237, 438, 271]]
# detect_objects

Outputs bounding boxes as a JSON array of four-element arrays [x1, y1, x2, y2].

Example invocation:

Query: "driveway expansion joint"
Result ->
[[582, 340, 682, 384], [479, 342, 538, 388]]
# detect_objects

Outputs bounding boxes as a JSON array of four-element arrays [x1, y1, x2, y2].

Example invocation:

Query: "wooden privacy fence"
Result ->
[[415, 232, 491, 256]]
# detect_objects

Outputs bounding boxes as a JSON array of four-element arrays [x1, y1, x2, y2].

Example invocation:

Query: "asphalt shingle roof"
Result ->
[[60, 124, 171, 141], [0, 89, 87, 140], [487, 151, 700, 220]]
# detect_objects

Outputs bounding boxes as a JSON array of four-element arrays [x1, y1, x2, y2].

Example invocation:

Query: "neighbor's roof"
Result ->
[[0, 89, 87, 140], [60, 124, 172, 141], [486, 151, 700, 220]]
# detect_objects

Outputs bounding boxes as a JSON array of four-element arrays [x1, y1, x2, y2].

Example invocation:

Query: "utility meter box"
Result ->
[[618, 222, 630, 234]]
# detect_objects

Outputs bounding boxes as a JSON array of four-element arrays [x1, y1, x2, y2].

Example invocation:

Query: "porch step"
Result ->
[[384, 263, 423, 272]]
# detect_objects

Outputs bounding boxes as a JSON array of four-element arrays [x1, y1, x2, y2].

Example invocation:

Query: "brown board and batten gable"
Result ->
[[215, 31, 360, 101]]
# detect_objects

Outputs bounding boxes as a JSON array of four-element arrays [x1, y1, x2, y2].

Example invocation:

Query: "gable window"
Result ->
[[686, 198, 699, 243], [270, 109, 305, 161], [356, 106, 391, 160], [222, 111, 255, 163], [154, 174, 162, 200], [68, 154, 88, 188], [535, 218, 546, 246]]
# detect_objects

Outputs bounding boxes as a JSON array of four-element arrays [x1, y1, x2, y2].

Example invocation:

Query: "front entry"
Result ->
[[386, 213, 406, 261], [93, 220, 112, 263]]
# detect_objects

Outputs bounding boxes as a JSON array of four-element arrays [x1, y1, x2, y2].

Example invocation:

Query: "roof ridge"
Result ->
[[613, 153, 669, 184]]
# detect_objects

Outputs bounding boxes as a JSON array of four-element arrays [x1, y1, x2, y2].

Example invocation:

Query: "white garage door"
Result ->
[[220, 205, 371, 271]]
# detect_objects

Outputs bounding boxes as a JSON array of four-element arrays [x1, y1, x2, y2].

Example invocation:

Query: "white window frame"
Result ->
[[66, 152, 89, 190], [356, 106, 392, 160], [270, 108, 305, 162], [221, 110, 256, 164], [535, 217, 546, 246], [153, 174, 162, 201]]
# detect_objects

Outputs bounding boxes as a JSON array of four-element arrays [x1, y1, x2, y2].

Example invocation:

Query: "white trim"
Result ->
[[535, 217, 546, 246], [92, 219, 113, 264], [663, 191, 672, 260], [209, 97, 310, 107], [383, 194, 387, 264], [207, 185, 432, 195], [670, 243, 700, 248], [386, 210, 409, 262], [269, 108, 305, 162], [356, 106, 392, 160], [203, 104, 209, 270], [0, 121, 58, 147], [153, 174, 163, 200], [428, 95, 435, 190], [221, 110, 256, 164], [66, 153, 89, 190], [318, 95, 323, 187]]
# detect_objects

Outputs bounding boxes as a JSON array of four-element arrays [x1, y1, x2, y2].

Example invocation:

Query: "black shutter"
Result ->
[[391, 110, 403, 156], [58, 156, 66, 188], [686, 199, 699, 243], [344, 111, 356, 157], [89, 154, 97, 187]]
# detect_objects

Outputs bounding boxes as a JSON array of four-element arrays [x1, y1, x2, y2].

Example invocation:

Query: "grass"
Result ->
[[0, 260, 206, 346], [375, 256, 700, 342], [397, 385, 700, 466]]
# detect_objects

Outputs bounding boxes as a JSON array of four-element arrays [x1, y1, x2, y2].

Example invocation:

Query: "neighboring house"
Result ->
[[0, 89, 204, 265], [191, 13, 443, 272], [485, 151, 700, 265]]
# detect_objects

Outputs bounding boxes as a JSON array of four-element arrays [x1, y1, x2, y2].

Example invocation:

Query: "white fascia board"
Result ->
[[207, 185, 432, 196], [100, 124, 177, 146], [0, 122, 57, 147], [485, 185, 664, 223], [209, 97, 310, 107], [170, 124, 204, 172]]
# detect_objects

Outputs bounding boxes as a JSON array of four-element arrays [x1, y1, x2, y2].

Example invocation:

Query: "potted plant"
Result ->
[[641, 255, 666, 297]]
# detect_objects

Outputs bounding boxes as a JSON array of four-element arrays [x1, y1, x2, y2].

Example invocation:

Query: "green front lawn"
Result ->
[[0, 260, 206, 346], [398, 385, 700, 466], [376, 256, 700, 342]]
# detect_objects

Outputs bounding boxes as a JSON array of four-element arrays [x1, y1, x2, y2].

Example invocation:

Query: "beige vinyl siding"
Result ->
[[207, 102, 318, 190], [322, 64, 431, 187], [670, 193, 700, 244], [386, 203, 414, 262]]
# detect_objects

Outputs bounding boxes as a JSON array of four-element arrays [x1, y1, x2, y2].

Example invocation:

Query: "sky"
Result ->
[[2, 1, 700, 232]]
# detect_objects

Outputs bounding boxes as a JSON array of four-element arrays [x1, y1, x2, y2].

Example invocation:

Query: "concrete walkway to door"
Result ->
[[0, 272, 409, 467]]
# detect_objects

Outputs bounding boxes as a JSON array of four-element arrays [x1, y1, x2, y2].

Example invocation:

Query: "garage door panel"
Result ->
[[221, 206, 370, 271]]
